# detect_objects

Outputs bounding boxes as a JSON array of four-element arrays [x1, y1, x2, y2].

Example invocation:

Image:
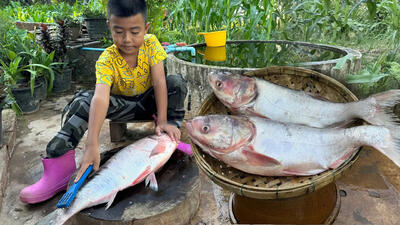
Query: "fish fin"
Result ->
[[131, 166, 151, 186], [242, 148, 280, 167], [367, 126, 400, 168], [246, 107, 269, 119], [306, 92, 329, 101], [145, 172, 158, 191], [105, 191, 118, 210], [358, 90, 400, 127], [326, 120, 356, 129], [329, 149, 355, 169], [150, 143, 166, 157]]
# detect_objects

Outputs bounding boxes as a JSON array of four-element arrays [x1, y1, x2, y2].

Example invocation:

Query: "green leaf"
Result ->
[[346, 71, 388, 84], [5, 50, 17, 61], [365, 0, 377, 20], [333, 55, 353, 70]]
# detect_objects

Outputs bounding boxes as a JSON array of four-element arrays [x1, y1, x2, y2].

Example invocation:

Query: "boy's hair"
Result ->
[[107, 0, 147, 21]]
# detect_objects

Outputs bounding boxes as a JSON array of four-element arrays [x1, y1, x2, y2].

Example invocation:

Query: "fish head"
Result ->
[[208, 72, 257, 109], [186, 115, 255, 156]]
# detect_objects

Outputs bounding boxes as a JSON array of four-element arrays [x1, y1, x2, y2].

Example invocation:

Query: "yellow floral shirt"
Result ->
[[95, 34, 168, 96]]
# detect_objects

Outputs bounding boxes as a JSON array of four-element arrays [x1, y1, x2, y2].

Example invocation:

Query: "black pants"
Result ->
[[46, 74, 187, 158]]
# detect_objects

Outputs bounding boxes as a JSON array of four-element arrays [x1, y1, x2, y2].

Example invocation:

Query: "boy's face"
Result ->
[[107, 13, 150, 57]]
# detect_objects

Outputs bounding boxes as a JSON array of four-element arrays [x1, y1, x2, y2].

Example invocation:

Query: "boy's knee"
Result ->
[[68, 91, 93, 113], [166, 74, 187, 96], [70, 96, 90, 110]]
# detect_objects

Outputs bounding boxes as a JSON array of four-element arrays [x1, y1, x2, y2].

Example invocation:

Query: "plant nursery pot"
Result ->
[[36, 77, 48, 101], [11, 79, 44, 114], [84, 18, 109, 40], [52, 67, 73, 93], [67, 25, 81, 40]]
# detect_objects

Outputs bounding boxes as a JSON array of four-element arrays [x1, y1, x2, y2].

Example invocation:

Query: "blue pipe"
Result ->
[[81, 47, 106, 52], [165, 47, 196, 56]]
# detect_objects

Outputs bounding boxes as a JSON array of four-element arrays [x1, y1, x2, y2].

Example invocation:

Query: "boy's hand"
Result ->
[[155, 122, 181, 143], [75, 144, 100, 182]]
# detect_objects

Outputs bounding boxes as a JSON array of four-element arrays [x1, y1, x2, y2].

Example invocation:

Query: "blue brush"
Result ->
[[57, 165, 93, 208]]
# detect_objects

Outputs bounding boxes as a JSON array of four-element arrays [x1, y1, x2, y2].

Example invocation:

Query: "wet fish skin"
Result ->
[[37, 134, 177, 225], [186, 115, 400, 176], [208, 72, 400, 128]]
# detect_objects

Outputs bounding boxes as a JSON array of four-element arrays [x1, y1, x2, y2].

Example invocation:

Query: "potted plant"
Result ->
[[54, 1, 83, 41], [0, 26, 56, 113], [65, 17, 82, 40], [82, 0, 109, 40], [0, 54, 47, 114], [38, 21, 73, 93]]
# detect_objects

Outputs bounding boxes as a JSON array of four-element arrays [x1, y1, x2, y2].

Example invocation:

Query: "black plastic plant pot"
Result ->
[[11, 79, 44, 114], [36, 76, 48, 101], [84, 18, 109, 40], [53, 67, 73, 93]]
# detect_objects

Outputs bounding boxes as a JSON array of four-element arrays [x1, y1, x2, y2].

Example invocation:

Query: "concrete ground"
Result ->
[[1, 84, 400, 225]]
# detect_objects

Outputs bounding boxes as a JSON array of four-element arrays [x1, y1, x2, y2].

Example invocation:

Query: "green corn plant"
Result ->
[[25, 52, 58, 93], [379, 0, 400, 42], [0, 55, 25, 86], [147, 0, 169, 39], [166, 0, 277, 43]]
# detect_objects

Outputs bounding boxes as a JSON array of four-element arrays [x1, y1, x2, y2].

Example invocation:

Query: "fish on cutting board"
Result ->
[[37, 134, 177, 225]]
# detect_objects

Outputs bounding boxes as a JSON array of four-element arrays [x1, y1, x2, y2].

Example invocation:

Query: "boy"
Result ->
[[19, 0, 187, 204]]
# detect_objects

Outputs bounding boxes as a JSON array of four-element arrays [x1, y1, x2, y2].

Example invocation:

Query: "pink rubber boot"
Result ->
[[20, 150, 76, 204], [177, 142, 193, 156]]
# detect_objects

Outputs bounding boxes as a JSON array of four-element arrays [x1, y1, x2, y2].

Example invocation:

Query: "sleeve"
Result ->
[[95, 51, 115, 86], [148, 34, 168, 67]]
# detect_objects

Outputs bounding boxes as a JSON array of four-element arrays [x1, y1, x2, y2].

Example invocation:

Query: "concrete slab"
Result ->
[[0, 109, 17, 212], [1, 87, 400, 225]]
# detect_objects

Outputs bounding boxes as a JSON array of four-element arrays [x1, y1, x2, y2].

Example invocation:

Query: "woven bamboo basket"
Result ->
[[192, 66, 361, 200]]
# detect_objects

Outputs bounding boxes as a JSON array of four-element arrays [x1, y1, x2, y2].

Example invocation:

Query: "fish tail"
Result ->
[[360, 125, 400, 168], [36, 208, 69, 225], [356, 90, 400, 127], [386, 126, 400, 168]]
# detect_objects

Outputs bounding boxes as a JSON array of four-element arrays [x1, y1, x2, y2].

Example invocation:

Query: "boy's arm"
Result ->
[[152, 61, 180, 142], [75, 83, 110, 181]]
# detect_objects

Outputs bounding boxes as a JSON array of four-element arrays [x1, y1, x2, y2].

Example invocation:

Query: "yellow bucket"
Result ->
[[198, 46, 227, 62], [197, 30, 227, 47]]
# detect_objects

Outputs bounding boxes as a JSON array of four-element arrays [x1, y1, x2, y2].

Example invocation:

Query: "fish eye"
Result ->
[[216, 80, 223, 88], [201, 126, 210, 133]]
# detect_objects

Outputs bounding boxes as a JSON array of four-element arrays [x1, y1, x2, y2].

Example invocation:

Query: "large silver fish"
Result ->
[[186, 115, 400, 176], [208, 72, 400, 128], [38, 134, 177, 225]]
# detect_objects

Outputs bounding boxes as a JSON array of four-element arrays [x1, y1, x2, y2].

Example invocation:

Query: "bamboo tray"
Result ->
[[191, 66, 361, 200]]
